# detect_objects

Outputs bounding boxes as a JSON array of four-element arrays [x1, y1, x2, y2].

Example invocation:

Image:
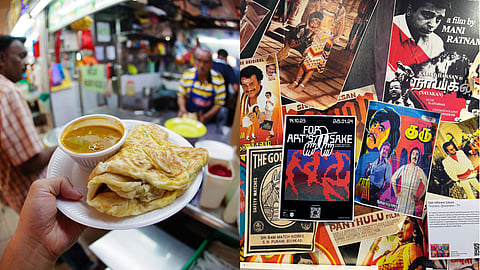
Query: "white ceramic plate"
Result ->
[[47, 119, 203, 230]]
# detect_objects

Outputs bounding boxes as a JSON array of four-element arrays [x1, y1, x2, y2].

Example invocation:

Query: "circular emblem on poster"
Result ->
[[253, 220, 264, 232], [260, 165, 295, 228]]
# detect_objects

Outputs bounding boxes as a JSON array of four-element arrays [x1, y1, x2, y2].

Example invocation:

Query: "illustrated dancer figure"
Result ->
[[288, 0, 345, 91], [285, 150, 303, 200]]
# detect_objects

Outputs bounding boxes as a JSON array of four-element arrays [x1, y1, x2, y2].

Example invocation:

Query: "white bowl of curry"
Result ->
[[58, 114, 128, 171]]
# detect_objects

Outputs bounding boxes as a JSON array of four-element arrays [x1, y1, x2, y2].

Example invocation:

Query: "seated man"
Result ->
[[177, 46, 226, 124]]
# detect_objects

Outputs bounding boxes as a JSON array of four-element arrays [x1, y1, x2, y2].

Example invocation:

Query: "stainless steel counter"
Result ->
[[87, 106, 173, 125], [87, 106, 233, 144], [183, 204, 238, 240]]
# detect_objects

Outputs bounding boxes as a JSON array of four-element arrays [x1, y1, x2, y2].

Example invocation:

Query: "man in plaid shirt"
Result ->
[[0, 35, 56, 214]]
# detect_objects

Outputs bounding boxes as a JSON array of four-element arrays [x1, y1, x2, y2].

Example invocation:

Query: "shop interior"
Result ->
[[2, 0, 241, 269]]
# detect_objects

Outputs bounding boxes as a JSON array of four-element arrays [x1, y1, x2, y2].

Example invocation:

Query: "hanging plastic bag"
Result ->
[[70, 16, 93, 30], [57, 63, 65, 79], [80, 30, 95, 51], [33, 37, 40, 58], [50, 63, 62, 86], [105, 63, 113, 98], [55, 30, 61, 63]]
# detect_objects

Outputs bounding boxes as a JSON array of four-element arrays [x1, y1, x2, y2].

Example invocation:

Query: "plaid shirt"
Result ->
[[0, 74, 46, 213]]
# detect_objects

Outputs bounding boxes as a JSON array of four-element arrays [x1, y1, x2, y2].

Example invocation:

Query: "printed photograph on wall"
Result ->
[[354, 101, 440, 218], [427, 116, 479, 200], [382, 0, 480, 122], [250, 0, 378, 110], [240, 54, 284, 155]]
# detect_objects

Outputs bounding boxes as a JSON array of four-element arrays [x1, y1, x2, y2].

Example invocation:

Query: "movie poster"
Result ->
[[240, 155, 247, 257], [282, 84, 377, 161], [340, 0, 395, 101], [354, 101, 441, 218], [382, 0, 480, 122], [249, 0, 377, 110], [356, 216, 445, 269], [244, 146, 316, 256], [240, 54, 284, 156], [279, 115, 356, 222], [327, 210, 406, 247], [427, 116, 479, 200], [240, 0, 280, 58]]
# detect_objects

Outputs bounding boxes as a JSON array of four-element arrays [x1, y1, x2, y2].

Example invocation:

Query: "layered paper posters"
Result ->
[[326, 210, 406, 247], [356, 216, 441, 268], [240, 0, 279, 58], [243, 224, 344, 265], [382, 0, 480, 122], [245, 146, 316, 256], [282, 84, 377, 161]]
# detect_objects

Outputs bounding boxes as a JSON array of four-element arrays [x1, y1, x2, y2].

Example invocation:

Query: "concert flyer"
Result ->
[[355, 101, 441, 218], [240, 53, 284, 156], [244, 146, 316, 256], [383, 0, 480, 122], [279, 115, 356, 222]]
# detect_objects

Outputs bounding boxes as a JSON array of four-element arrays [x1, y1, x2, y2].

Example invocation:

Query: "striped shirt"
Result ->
[[178, 67, 226, 111], [0, 74, 46, 213], [391, 164, 427, 216]]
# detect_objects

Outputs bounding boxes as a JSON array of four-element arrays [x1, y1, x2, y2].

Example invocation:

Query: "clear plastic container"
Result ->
[[125, 80, 136, 96]]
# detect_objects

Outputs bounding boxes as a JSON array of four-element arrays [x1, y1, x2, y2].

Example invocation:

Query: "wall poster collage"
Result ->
[[239, 0, 479, 269]]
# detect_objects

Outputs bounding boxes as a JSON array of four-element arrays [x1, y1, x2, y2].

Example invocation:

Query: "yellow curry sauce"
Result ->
[[62, 125, 123, 153]]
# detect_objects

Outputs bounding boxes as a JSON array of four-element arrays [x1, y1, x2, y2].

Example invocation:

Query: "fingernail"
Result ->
[[73, 186, 88, 197]]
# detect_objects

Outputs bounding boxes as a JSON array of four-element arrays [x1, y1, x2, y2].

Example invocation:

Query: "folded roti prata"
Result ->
[[86, 123, 208, 217]]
